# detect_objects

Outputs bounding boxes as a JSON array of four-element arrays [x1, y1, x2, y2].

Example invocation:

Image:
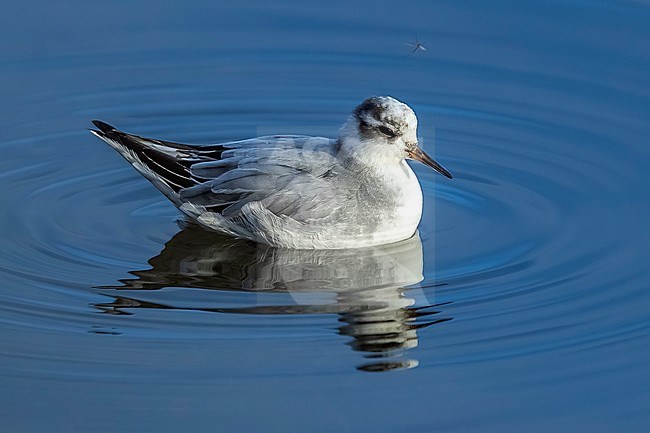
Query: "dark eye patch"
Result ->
[[377, 125, 397, 138]]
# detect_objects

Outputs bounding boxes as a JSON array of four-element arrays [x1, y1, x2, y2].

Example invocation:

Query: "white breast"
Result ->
[[371, 160, 424, 245]]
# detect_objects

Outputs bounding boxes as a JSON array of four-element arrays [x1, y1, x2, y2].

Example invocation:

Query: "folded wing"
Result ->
[[90, 121, 343, 225]]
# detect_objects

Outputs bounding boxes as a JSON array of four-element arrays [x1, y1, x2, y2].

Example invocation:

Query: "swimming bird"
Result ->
[[90, 96, 452, 249]]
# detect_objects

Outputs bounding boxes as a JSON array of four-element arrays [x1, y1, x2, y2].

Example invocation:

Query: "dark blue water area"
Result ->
[[1, 1, 648, 431]]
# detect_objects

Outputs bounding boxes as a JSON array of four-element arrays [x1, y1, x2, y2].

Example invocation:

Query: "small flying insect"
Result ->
[[405, 35, 427, 57]]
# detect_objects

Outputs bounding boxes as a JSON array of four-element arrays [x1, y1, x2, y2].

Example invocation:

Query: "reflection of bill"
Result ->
[[96, 224, 452, 372]]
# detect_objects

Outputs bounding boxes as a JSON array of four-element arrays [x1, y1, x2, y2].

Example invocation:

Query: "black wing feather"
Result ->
[[91, 120, 226, 194]]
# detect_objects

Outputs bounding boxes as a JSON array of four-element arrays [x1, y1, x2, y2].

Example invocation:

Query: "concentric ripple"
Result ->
[[1, 2, 649, 431], [0, 2, 647, 387], [0, 81, 645, 377]]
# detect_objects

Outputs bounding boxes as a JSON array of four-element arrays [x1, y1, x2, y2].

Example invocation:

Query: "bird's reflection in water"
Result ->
[[95, 223, 452, 372]]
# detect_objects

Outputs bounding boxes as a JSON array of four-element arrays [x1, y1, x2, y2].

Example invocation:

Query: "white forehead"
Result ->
[[358, 96, 418, 129], [378, 96, 416, 124]]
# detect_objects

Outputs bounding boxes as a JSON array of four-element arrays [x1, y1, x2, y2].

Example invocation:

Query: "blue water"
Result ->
[[1, 1, 648, 431]]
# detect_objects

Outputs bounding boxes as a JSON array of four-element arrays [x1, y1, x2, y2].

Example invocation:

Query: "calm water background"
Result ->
[[1, 1, 648, 431]]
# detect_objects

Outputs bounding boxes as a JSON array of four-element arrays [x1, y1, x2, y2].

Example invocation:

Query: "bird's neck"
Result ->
[[339, 125, 400, 177]]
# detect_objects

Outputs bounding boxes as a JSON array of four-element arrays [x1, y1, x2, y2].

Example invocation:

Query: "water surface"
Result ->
[[0, 1, 648, 432]]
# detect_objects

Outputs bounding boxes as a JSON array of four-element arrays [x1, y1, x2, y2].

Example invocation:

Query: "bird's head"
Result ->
[[341, 96, 452, 179]]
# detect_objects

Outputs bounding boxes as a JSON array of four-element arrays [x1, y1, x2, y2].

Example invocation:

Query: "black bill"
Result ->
[[406, 145, 453, 179]]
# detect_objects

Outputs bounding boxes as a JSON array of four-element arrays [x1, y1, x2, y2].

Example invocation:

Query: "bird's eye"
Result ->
[[377, 125, 397, 138]]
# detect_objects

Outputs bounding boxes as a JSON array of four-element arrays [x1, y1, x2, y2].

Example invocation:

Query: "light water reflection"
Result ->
[[1, 1, 647, 430], [95, 224, 451, 372]]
